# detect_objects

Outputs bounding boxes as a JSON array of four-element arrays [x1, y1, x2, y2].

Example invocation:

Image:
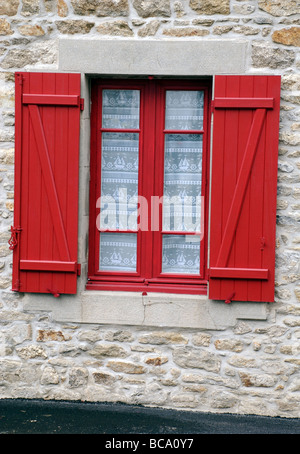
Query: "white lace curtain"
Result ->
[[99, 89, 204, 274]]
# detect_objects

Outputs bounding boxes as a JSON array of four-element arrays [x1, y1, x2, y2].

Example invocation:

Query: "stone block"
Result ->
[[272, 27, 300, 46], [211, 391, 238, 409], [214, 339, 244, 352], [18, 25, 45, 36], [37, 329, 68, 342], [162, 27, 210, 37], [89, 344, 128, 358], [145, 356, 168, 366], [58, 0, 68, 17], [93, 371, 117, 384], [132, 0, 171, 17], [0, 19, 13, 36], [55, 20, 94, 34], [258, 0, 300, 17], [252, 41, 295, 68], [173, 347, 221, 372], [239, 372, 277, 387], [232, 4, 255, 14], [0, 0, 19, 16], [71, 0, 129, 17], [191, 333, 211, 346], [21, 0, 40, 15], [41, 366, 59, 385], [138, 331, 188, 345], [96, 20, 133, 36], [103, 330, 134, 342], [16, 345, 47, 359], [1, 41, 57, 69], [189, 0, 230, 15], [137, 20, 161, 37], [68, 367, 88, 388], [107, 360, 146, 374]]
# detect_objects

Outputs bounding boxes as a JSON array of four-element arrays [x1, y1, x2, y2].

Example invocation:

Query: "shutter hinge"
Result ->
[[47, 288, 60, 298], [77, 263, 81, 276], [225, 292, 235, 304], [8, 226, 22, 250], [16, 73, 24, 87], [211, 100, 215, 112], [80, 98, 84, 111], [13, 279, 21, 292]]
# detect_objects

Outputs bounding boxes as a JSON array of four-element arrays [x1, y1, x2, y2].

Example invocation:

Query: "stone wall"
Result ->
[[0, 0, 300, 418]]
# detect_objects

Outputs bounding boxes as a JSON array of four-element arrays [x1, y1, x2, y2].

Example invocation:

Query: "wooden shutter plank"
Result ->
[[23, 94, 80, 106], [63, 73, 81, 293], [20, 260, 77, 272], [45, 73, 66, 294], [261, 76, 280, 302], [12, 75, 23, 291], [221, 82, 239, 301], [28, 104, 71, 261], [38, 72, 56, 294], [209, 75, 226, 299], [214, 97, 274, 109], [27, 76, 43, 292], [234, 76, 252, 300], [210, 267, 268, 280], [20, 78, 31, 292], [246, 76, 268, 301]]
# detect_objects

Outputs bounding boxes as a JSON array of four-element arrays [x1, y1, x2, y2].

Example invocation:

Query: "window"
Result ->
[[87, 79, 211, 294], [12, 73, 281, 303]]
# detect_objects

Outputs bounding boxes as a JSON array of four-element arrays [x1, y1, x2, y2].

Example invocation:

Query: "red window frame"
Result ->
[[87, 78, 212, 295]]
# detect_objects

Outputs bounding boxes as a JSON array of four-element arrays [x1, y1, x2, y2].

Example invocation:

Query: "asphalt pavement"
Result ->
[[0, 398, 299, 436]]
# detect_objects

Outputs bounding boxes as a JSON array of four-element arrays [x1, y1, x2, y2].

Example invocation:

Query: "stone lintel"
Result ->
[[59, 38, 248, 75]]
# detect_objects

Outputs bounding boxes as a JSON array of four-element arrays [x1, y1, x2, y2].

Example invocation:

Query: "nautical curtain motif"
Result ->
[[99, 232, 137, 272], [165, 90, 204, 130], [162, 235, 201, 274], [102, 89, 140, 129]]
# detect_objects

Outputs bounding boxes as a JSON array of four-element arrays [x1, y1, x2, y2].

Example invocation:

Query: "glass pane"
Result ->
[[162, 235, 200, 274], [165, 90, 204, 130], [163, 134, 202, 232], [100, 132, 139, 230], [102, 89, 140, 129], [99, 232, 137, 272]]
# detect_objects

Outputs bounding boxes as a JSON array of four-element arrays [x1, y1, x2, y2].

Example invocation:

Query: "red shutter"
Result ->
[[209, 75, 281, 303], [11, 72, 82, 295]]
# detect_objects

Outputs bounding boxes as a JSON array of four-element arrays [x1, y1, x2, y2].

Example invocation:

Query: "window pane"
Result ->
[[99, 232, 137, 272], [102, 89, 140, 129], [100, 132, 139, 230], [162, 234, 200, 274], [165, 91, 204, 130], [163, 134, 202, 232]]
